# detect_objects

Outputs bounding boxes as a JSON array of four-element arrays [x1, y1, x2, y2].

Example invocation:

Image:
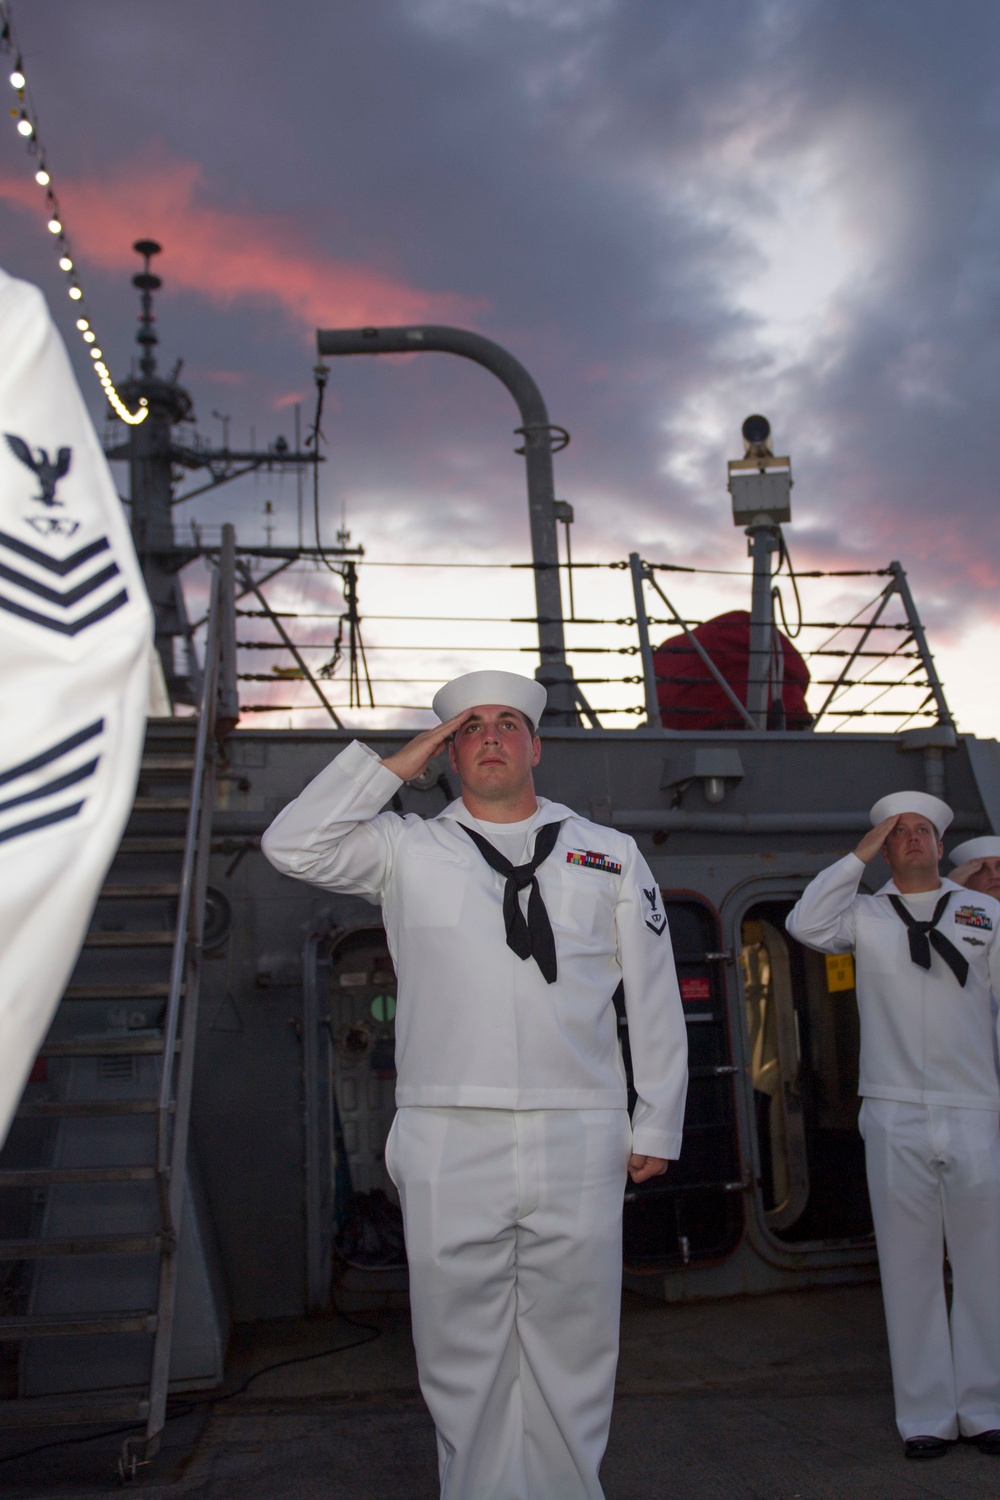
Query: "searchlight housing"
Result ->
[[728, 414, 793, 527]]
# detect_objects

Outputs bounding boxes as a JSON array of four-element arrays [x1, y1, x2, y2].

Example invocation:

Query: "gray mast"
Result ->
[[105, 241, 322, 707], [113, 240, 195, 700]]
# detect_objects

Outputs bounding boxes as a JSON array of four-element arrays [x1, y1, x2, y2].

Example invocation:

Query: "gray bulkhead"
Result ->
[[195, 724, 1000, 1319]]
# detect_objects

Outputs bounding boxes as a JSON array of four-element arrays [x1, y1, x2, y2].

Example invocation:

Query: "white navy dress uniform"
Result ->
[[0, 270, 152, 1145], [786, 791, 1000, 1443], [262, 671, 688, 1500]]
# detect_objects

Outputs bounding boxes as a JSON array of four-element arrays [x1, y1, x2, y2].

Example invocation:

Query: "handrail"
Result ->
[[155, 567, 220, 1176], [134, 564, 222, 1473]]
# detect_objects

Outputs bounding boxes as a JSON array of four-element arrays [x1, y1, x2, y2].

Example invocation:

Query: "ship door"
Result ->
[[301, 925, 400, 1309], [737, 898, 872, 1246], [620, 894, 745, 1271]]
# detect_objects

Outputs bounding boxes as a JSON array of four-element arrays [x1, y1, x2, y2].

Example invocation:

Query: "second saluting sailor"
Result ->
[[261, 669, 688, 1500], [786, 792, 1000, 1461]]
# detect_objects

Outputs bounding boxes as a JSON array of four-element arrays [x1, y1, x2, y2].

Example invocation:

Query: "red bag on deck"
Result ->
[[653, 610, 811, 730]]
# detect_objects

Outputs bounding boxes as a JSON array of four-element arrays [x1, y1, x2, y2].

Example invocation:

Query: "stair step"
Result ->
[[0, 1393, 150, 1428], [100, 884, 180, 900], [0, 1166, 157, 1188], [40, 1037, 171, 1058], [84, 930, 176, 949], [117, 836, 187, 854], [141, 756, 195, 773], [64, 982, 177, 1001], [0, 1233, 162, 1258], [0, 1311, 158, 1340], [16, 1100, 164, 1119], [132, 797, 190, 812]]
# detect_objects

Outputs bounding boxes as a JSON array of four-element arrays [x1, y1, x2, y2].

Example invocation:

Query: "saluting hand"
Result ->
[[381, 710, 473, 783], [951, 857, 986, 889], [853, 814, 901, 865]]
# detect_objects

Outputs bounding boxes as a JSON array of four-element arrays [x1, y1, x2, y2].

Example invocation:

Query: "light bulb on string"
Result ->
[[0, 15, 147, 428]]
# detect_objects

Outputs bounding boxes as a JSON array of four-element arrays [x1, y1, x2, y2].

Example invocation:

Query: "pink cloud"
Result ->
[[194, 368, 248, 387], [0, 150, 487, 337]]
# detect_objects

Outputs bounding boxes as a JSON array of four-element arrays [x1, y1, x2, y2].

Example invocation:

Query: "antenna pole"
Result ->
[[746, 525, 780, 728]]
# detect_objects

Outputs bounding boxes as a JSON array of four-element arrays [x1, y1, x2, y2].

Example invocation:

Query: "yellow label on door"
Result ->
[[825, 953, 856, 993]]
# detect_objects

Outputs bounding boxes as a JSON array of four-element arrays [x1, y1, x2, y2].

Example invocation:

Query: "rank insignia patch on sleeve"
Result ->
[[642, 884, 667, 935], [566, 849, 622, 875], [955, 905, 993, 930]]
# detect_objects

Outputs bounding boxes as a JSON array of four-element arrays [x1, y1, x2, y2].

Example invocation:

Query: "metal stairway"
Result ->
[[0, 559, 232, 1478]]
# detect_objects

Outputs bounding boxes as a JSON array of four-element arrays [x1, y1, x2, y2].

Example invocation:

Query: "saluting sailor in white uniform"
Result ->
[[787, 792, 1000, 1461], [262, 670, 688, 1500]]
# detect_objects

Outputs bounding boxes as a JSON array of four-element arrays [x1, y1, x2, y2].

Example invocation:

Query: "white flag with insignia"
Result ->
[[0, 270, 153, 1143]]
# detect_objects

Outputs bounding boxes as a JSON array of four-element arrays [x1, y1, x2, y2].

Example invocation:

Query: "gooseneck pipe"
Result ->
[[315, 324, 576, 722]]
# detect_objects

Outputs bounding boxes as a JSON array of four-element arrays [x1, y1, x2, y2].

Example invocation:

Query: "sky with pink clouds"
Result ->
[[3, 1, 1000, 731]]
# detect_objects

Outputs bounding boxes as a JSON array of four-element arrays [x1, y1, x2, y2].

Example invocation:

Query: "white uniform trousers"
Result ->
[[385, 1105, 631, 1500], [860, 1097, 1000, 1440]]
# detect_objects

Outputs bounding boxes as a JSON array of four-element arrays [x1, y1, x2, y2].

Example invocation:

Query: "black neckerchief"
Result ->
[[887, 890, 969, 988], [458, 820, 564, 984]]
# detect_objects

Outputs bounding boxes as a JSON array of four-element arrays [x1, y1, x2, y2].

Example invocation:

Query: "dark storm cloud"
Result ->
[[1, 0, 999, 632]]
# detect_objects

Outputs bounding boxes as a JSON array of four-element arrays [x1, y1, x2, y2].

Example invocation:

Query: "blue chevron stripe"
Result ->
[[0, 558, 120, 607], [0, 587, 128, 635], [0, 757, 98, 816], [0, 721, 103, 788], [0, 801, 85, 846], [0, 530, 110, 576]]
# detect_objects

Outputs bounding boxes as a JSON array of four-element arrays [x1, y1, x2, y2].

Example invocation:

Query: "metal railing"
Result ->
[[180, 534, 952, 736], [123, 551, 226, 1477]]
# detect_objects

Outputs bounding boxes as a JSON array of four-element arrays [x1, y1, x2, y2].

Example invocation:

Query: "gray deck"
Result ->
[[4, 1283, 1000, 1498]]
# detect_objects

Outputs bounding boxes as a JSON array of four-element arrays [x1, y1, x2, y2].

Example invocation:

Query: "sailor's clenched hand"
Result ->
[[627, 1154, 668, 1184]]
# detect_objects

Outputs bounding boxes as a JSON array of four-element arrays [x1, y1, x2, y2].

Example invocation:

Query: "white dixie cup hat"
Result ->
[[432, 670, 547, 729], [949, 835, 1000, 866], [869, 790, 954, 838]]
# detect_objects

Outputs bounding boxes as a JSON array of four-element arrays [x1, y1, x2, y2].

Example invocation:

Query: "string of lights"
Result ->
[[0, 4, 146, 425]]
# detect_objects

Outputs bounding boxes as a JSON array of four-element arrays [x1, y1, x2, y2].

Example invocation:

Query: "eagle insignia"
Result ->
[[5, 433, 72, 507], [642, 884, 666, 936]]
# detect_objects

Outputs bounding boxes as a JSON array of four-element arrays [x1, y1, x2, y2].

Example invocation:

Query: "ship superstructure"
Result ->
[[2, 248, 999, 1475]]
